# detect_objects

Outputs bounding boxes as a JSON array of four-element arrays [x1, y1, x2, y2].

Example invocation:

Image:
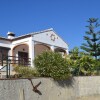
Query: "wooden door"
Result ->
[[18, 52, 28, 66]]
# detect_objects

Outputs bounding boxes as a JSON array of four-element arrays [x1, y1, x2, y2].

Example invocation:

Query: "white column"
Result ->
[[8, 45, 14, 60], [50, 45, 54, 51], [65, 49, 69, 55], [29, 36, 34, 67]]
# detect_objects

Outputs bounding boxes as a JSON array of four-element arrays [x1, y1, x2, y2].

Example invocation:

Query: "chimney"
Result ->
[[7, 32, 15, 39]]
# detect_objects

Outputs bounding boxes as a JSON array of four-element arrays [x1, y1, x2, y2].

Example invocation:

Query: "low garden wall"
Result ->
[[0, 76, 100, 100]]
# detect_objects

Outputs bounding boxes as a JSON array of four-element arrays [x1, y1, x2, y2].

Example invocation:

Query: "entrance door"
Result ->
[[18, 51, 28, 66]]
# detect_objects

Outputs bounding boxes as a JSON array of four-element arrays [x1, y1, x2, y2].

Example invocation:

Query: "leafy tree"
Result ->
[[81, 18, 100, 59]]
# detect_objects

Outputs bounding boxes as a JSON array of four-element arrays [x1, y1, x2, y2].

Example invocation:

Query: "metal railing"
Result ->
[[0, 55, 31, 66], [0, 56, 31, 78], [0, 64, 10, 78]]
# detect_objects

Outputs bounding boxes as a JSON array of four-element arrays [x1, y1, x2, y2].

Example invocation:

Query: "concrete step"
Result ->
[[0, 71, 16, 78], [0, 66, 16, 78]]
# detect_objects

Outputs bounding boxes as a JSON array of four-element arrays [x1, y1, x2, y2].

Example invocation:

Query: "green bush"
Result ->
[[74, 55, 96, 76], [68, 47, 100, 76], [34, 51, 71, 80], [14, 66, 40, 78], [69, 49, 98, 76]]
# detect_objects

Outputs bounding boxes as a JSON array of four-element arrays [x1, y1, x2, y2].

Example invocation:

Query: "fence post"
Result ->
[[6, 56, 9, 78], [1, 54, 3, 66], [8, 59, 11, 78]]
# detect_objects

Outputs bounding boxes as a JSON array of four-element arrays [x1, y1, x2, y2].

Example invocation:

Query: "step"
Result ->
[[0, 71, 16, 78]]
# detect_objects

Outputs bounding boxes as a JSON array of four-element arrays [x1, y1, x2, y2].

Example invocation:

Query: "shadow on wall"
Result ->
[[55, 77, 75, 87]]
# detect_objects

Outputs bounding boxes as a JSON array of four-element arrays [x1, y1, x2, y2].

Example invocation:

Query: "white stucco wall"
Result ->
[[33, 30, 68, 49], [0, 40, 11, 48], [0, 40, 11, 44], [11, 37, 30, 47]]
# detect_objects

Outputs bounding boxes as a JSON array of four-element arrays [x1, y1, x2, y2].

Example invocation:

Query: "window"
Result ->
[[0, 47, 10, 66]]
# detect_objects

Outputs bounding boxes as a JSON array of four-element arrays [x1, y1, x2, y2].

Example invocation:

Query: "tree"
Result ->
[[81, 18, 100, 59]]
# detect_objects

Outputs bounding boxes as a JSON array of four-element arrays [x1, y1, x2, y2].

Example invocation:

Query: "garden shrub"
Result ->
[[34, 51, 71, 80], [70, 53, 98, 76], [14, 66, 40, 78], [69, 47, 99, 76], [75, 55, 96, 76]]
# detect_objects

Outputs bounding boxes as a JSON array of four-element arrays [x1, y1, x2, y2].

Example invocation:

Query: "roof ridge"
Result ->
[[31, 28, 53, 35]]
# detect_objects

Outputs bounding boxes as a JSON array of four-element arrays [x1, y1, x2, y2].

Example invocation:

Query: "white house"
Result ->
[[0, 28, 68, 67]]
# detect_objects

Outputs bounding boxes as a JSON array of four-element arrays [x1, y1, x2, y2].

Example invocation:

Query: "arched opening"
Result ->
[[34, 44, 50, 57], [55, 47, 66, 56], [12, 44, 29, 66]]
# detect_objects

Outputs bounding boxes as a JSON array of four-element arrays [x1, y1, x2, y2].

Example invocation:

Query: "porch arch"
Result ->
[[12, 44, 29, 66], [54, 47, 66, 56], [12, 43, 29, 57]]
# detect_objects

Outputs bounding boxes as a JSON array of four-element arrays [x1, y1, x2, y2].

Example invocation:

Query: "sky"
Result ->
[[0, 0, 100, 50]]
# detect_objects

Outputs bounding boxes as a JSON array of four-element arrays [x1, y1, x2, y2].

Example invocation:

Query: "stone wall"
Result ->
[[0, 76, 100, 100]]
